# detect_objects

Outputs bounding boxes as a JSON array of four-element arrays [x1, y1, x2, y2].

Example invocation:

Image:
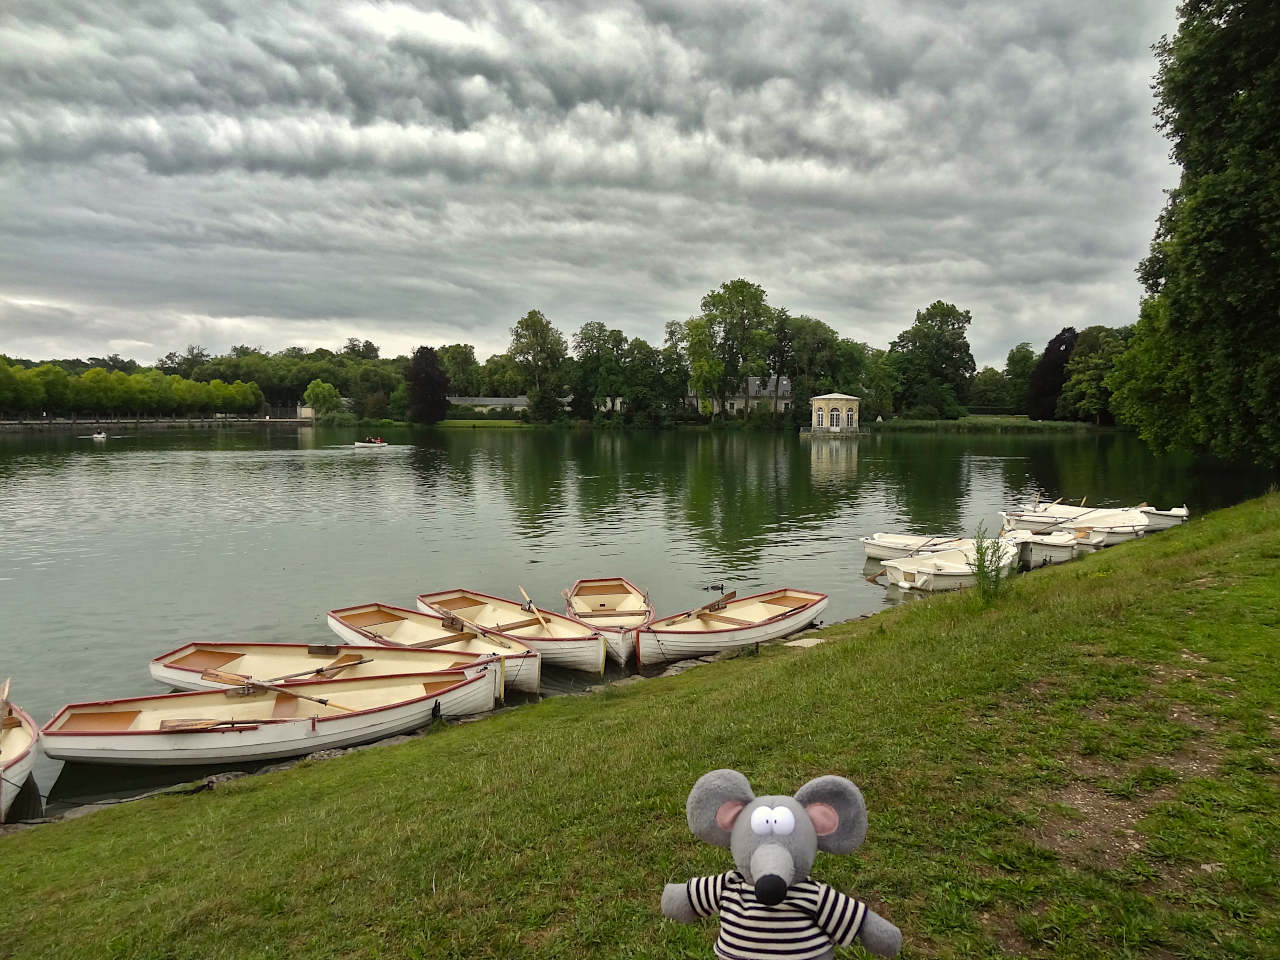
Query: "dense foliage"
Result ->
[[1026, 327, 1077, 421], [888, 301, 976, 419], [1115, 0, 1280, 464], [405, 346, 450, 424]]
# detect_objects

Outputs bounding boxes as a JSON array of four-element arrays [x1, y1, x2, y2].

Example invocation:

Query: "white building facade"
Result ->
[[810, 392, 860, 433]]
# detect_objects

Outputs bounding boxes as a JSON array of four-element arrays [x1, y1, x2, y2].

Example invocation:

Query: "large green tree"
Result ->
[[1122, 0, 1280, 463], [508, 310, 567, 395], [888, 301, 976, 419], [1056, 326, 1131, 423], [1026, 327, 1077, 420], [688, 279, 773, 414], [1002, 342, 1037, 413], [438, 344, 483, 397]]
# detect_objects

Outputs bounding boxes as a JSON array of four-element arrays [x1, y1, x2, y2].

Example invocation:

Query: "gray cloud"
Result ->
[[0, 0, 1178, 368]]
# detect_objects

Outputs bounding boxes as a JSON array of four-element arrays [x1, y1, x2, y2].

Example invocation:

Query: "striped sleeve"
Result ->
[[812, 884, 868, 946], [685, 872, 729, 917]]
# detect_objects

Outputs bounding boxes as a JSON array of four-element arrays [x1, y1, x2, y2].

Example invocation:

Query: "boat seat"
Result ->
[[58, 710, 141, 732], [700, 612, 754, 627], [341, 609, 404, 628], [761, 595, 810, 609], [272, 694, 299, 719], [169, 649, 243, 671]]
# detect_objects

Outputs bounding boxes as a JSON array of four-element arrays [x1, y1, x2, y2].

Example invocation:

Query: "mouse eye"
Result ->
[[750, 806, 773, 835], [771, 806, 796, 835]]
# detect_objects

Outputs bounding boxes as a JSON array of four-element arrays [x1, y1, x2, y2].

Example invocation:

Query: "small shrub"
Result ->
[[971, 522, 1007, 604]]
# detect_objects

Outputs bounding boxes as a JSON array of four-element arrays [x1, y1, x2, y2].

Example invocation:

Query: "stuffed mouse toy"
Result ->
[[661, 769, 902, 959]]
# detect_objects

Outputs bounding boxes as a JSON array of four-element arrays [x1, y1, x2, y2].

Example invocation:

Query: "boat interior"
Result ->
[[1, 713, 33, 765], [47, 674, 470, 733], [652, 590, 821, 632], [419, 591, 595, 639], [568, 579, 650, 619], [159, 643, 484, 679], [334, 605, 532, 656]]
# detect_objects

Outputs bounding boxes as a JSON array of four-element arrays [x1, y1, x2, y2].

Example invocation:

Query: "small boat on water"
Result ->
[[354, 437, 388, 448], [882, 539, 1020, 592], [41, 670, 494, 766], [1000, 507, 1148, 545], [861, 533, 972, 561], [327, 603, 541, 694], [150, 641, 503, 702], [91, 431, 107, 441], [416, 589, 606, 675], [1, 684, 38, 822], [563, 577, 654, 665], [636, 588, 828, 666], [1002, 528, 1106, 566]]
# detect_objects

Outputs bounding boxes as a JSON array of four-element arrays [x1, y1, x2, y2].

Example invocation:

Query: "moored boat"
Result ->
[[563, 577, 653, 664], [416, 589, 606, 675], [1, 689, 38, 822], [882, 539, 1020, 592], [327, 603, 541, 694], [1001, 528, 1101, 567], [41, 670, 494, 766], [150, 641, 503, 702], [860, 533, 970, 561], [636, 588, 828, 666], [1000, 507, 1149, 545]]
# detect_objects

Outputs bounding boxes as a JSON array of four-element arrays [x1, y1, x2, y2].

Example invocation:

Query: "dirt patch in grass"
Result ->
[[978, 909, 1036, 957], [1033, 783, 1177, 868]]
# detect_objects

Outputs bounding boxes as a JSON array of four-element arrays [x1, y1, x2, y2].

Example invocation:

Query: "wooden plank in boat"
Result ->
[[700, 612, 754, 627], [408, 631, 475, 649], [341, 609, 404, 627], [761, 595, 811, 609], [574, 583, 628, 596], [59, 710, 142, 732], [431, 596, 479, 611], [169, 648, 243, 671], [580, 609, 644, 619], [495, 617, 542, 631]]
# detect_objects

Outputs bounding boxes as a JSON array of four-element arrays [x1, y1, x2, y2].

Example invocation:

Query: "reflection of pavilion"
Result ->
[[808, 436, 858, 480]]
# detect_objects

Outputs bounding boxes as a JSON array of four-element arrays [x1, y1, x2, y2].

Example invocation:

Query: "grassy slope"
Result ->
[[5, 495, 1278, 959]]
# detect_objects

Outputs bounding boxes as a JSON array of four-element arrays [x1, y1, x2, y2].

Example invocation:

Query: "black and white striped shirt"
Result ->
[[686, 870, 868, 960]]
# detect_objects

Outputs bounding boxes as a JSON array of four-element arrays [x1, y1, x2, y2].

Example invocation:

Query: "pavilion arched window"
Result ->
[[830, 408, 841, 428], [847, 407, 856, 423], [816, 409, 824, 427]]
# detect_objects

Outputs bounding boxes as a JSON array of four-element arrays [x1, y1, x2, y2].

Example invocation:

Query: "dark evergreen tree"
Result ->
[[1025, 327, 1077, 420], [406, 346, 450, 424]]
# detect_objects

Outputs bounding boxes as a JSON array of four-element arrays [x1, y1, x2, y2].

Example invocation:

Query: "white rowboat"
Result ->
[[41, 671, 494, 766], [327, 603, 541, 694], [564, 577, 654, 665], [150, 641, 503, 702], [416, 589, 606, 675], [1, 700, 38, 822], [882, 539, 1019, 592], [1000, 508, 1148, 545], [637, 588, 828, 666]]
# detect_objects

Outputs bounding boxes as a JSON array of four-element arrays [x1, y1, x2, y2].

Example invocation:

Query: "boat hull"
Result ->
[[861, 534, 969, 561], [41, 673, 494, 767], [327, 606, 542, 694], [884, 543, 1018, 592], [637, 594, 828, 666], [416, 590, 606, 675], [564, 577, 653, 665], [1, 705, 38, 822]]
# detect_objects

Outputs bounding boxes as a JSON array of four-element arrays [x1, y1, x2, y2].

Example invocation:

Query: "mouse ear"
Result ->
[[686, 769, 755, 847], [794, 776, 866, 853]]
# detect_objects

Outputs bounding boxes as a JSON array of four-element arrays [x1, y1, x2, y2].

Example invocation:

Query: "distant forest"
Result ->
[[1, 288, 1132, 434]]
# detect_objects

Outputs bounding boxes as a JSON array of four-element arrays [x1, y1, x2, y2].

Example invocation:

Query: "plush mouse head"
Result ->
[[685, 769, 867, 905]]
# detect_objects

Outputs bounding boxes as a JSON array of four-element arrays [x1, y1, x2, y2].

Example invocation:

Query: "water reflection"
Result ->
[[1, 425, 1273, 796]]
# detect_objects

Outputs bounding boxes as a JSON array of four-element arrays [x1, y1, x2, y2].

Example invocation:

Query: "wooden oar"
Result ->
[[903, 534, 962, 558], [517, 585, 550, 632], [1027, 504, 1110, 535], [265, 657, 374, 684], [665, 591, 738, 626], [159, 717, 288, 731], [423, 605, 513, 648], [200, 669, 357, 711]]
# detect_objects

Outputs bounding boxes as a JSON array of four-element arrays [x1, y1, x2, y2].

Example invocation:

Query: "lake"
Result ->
[[1, 425, 1270, 799]]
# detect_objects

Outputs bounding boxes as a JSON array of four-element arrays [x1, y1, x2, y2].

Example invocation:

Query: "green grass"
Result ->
[[872, 416, 1097, 433], [434, 419, 533, 428], [4, 495, 1279, 959]]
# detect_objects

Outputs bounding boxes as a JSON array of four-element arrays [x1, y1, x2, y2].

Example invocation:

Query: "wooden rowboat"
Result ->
[[636, 588, 828, 666], [1, 689, 38, 822], [327, 603, 541, 694], [150, 641, 503, 702], [417, 588, 606, 675], [41, 670, 494, 766], [563, 577, 653, 664]]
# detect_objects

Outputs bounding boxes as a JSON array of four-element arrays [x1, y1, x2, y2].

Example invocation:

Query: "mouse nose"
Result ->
[[754, 874, 788, 905]]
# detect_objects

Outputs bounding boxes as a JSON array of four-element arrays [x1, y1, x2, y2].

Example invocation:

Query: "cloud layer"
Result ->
[[0, 0, 1178, 366]]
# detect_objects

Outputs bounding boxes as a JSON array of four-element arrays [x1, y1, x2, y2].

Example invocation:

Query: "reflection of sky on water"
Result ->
[[0, 426, 1270, 794]]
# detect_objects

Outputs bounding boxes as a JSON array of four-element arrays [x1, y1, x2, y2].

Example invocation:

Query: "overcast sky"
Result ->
[[0, 0, 1179, 369]]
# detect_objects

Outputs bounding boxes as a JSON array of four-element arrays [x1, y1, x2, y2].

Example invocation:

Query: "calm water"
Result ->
[[1, 425, 1270, 798]]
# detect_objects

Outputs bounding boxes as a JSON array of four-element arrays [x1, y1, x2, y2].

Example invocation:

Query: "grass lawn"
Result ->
[[3, 494, 1278, 959], [869, 416, 1096, 433], [435, 419, 533, 429]]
